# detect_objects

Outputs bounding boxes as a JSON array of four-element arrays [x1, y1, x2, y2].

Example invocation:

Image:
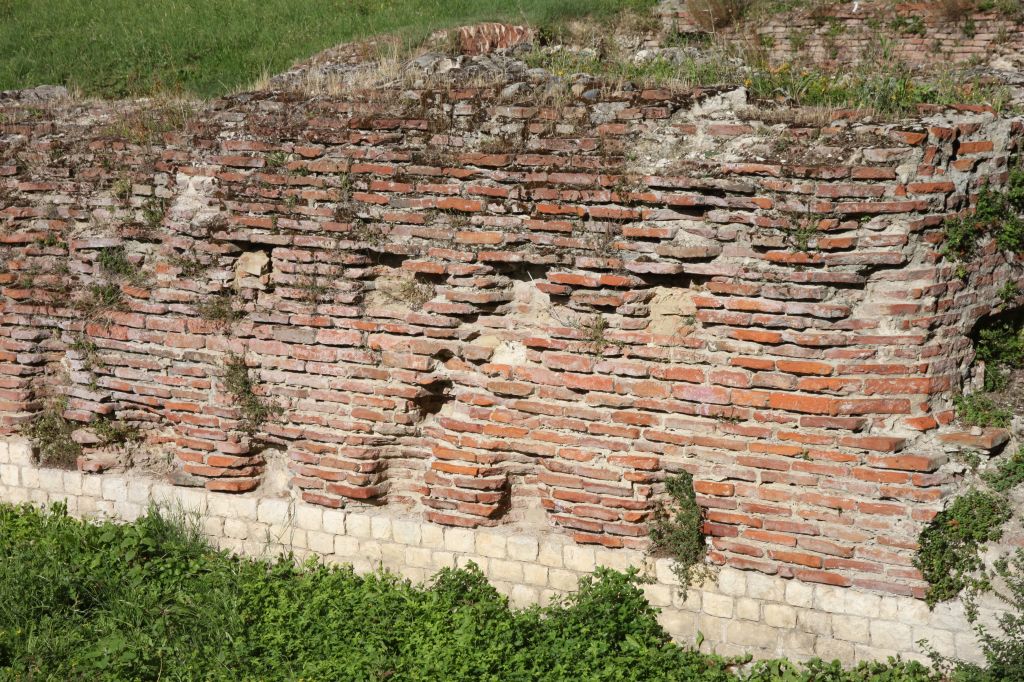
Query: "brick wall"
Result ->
[[1, 84, 1023, 605], [660, 1, 1024, 69]]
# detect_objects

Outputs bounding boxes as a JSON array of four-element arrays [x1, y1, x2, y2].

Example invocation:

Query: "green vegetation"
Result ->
[[91, 418, 141, 447], [0, 0, 656, 98], [223, 353, 280, 435], [24, 400, 81, 469], [953, 393, 1012, 428], [0, 503, 944, 681], [197, 293, 244, 327], [914, 489, 1011, 608], [649, 471, 710, 589], [983, 446, 1024, 493], [942, 167, 1024, 262]]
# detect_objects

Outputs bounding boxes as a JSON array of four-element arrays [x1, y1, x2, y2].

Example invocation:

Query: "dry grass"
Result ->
[[937, 0, 976, 21], [688, 0, 752, 32]]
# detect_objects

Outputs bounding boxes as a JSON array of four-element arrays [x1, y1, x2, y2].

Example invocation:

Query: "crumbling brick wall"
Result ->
[[661, 1, 1024, 70], [2, 84, 1022, 600]]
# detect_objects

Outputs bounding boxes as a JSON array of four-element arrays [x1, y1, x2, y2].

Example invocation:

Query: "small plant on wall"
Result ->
[[223, 353, 280, 436], [25, 399, 82, 469], [648, 471, 711, 589]]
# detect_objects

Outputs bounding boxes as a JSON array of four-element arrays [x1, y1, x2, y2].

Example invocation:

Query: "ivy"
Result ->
[[914, 489, 1011, 608]]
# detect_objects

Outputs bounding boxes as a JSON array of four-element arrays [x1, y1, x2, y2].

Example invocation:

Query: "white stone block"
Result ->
[[507, 536, 538, 562], [421, 523, 444, 549], [405, 546, 433, 569], [832, 614, 870, 643], [334, 535, 360, 558], [308, 530, 335, 554], [797, 609, 830, 635], [746, 572, 785, 602], [763, 604, 797, 629], [295, 504, 323, 531], [563, 545, 595, 572], [523, 563, 548, 586], [491, 559, 524, 583], [370, 515, 392, 541], [655, 557, 680, 586], [510, 584, 538, 608], [0, 440, 8, 463], [869, 620, 912, 648], [360, 540, 383, 563], [643, 583, 673, 607], [444, 527, 475, 553], [8, 439, 33, 465], [718, 567, 747, 596], [322, 508, 346, 534], [38, 468, 64, 493], [477, 531, 508, 559], [702, 592, 734, 618], [0, 464, 18, 486], [392, 519, 421, 546], [785, 579, 814, 608], [223, 518, 249, 539], [814, 638, 855, 666], [101, 477, 128, 502], [431, 551, 455, 569], [538, 538, 564, 568], [548, 568, 579, 591], [347, 513, 371, 538], [735, 597, 761, 621], [727, 620, 779, 649], [258, 498, 291, 525]]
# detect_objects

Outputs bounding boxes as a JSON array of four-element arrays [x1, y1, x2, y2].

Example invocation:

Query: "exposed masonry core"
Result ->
[[1, 82, 1023, 614]]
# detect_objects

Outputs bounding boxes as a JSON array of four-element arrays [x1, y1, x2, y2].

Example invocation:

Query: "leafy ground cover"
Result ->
[[0, 503, 944, 681], [0, 0, 654, 98]]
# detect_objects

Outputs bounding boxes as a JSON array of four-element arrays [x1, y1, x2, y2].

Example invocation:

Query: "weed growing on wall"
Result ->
[[25, 400, 82, 469], [914, 489, 1011, 607], [942, 167, 1024, 262], [223, 353, 280, 435], [982, 446, 1024, 493], [649, 471, 710, 589], [196, 293, 243, 328], [91, 418, 141, 447], [954, 394, 1012, 428]]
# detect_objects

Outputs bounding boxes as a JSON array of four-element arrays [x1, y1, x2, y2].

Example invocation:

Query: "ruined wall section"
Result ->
[[661, 1, 1024, 71], [2, 86, 1023, 600]]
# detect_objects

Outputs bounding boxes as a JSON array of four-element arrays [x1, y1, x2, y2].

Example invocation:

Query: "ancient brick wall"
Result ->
[[661, 1, 1024, 70], [1, 85, 1023, 605]]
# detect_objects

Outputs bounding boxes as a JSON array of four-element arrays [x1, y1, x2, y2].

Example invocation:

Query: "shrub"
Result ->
[[914, 489, 1011, 607]]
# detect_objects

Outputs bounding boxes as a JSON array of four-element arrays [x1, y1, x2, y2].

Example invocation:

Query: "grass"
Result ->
[[0, 0, 656, 98], [0, 503, 944, 681]]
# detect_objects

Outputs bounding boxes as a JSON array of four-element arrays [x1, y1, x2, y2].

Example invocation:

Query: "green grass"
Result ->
[[0, 0, 655, 98], [0, 503, 944, 681]]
